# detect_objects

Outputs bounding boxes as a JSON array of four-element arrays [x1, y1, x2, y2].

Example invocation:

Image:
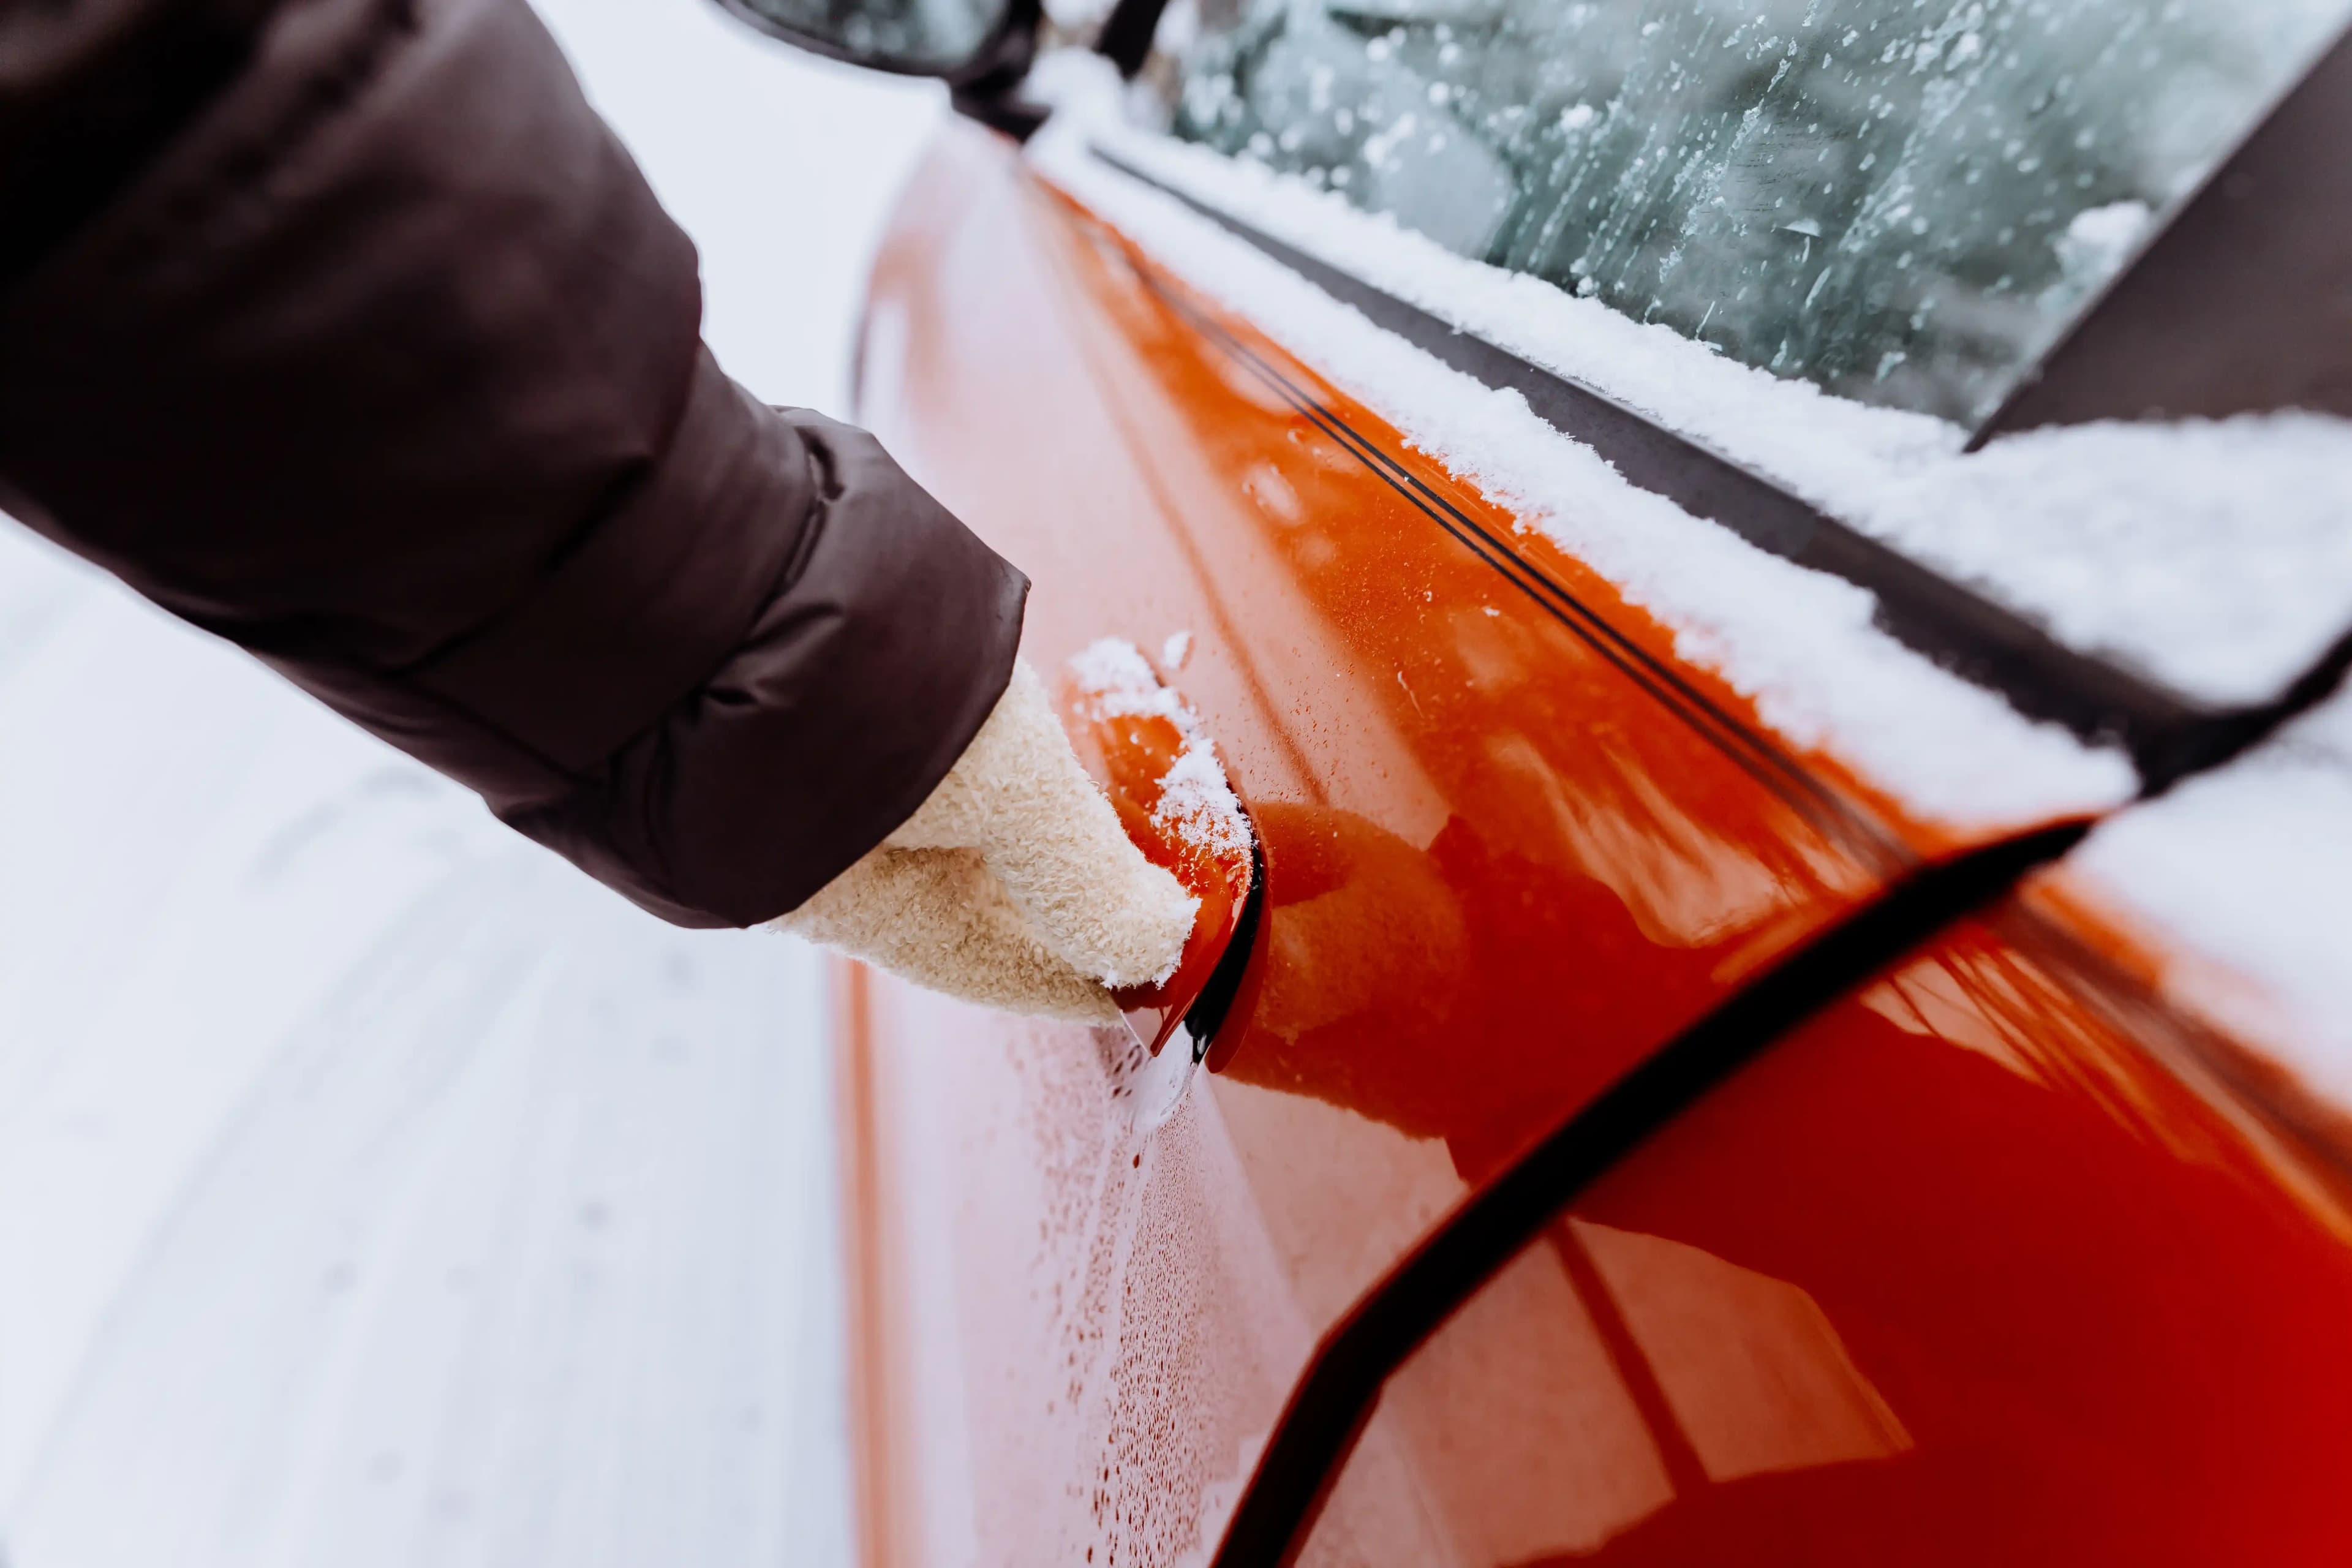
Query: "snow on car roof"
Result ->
[[2062, 687, 2352, 1115]]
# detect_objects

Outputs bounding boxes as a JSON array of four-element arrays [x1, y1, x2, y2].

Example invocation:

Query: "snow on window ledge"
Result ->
[[1023, 55, 2135, 835], [2059, 688, 2352, 1115], [1026, 54, 2352, 715]]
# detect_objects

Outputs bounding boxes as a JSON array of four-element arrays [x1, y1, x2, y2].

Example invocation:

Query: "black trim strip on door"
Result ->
[[1110, 244, 1907, 872], [1204, 820, 2089, 1568], [1088, 148, 2348, 794]]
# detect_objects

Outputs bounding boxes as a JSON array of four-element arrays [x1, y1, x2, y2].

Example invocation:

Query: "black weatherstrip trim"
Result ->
[[1114, 248, 1905, 870], [1090, 149, 2277, 793], [1205, 820, 2090, 1568]]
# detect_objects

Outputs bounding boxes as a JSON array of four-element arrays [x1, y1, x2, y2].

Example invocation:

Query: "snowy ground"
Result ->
[[0, 7, 942, 1564]]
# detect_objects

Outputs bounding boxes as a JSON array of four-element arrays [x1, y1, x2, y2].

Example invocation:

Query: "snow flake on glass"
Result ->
[[1167, 0, 2350, 424]]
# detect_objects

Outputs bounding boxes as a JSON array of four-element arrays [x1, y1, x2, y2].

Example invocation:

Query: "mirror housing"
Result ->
[[710, 0, 1041, 94]]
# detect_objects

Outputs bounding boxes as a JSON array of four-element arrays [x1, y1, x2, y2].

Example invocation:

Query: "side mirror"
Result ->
[[711, 0, 1040, 91]]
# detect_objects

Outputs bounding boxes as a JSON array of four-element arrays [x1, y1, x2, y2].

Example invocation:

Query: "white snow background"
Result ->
[[0, 6, 943, 1564]]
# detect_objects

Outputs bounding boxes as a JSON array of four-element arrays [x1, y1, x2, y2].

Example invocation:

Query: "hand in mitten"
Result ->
[[775, 662, 1199, 1022]]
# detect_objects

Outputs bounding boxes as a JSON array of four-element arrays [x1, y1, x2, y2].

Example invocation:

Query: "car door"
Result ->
[[826, 2, 2352, 1564], [841, 122, 1926, 1567]]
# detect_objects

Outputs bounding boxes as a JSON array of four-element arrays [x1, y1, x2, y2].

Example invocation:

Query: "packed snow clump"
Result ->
[[2067, 686, 2352, 1109], [2051, 200, 2154, 290], [1069, 636, 1253, 864], [1033, 81, 2352, 712], [1069, 633, 1188, 723]]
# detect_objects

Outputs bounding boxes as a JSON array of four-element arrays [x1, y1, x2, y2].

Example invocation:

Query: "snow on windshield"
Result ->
[[1167, 0, 2351, 428], [1035, 70, 2352, 712]]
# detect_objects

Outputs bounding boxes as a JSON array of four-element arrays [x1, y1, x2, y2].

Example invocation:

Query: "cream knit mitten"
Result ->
[[775, 662, 1199, 1022]]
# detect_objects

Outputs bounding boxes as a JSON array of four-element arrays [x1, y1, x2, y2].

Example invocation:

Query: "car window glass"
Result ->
[[1169, 0, 2352, 424]]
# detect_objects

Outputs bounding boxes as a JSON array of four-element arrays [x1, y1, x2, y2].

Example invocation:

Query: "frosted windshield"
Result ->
[[1170, 0, 2351, 424]]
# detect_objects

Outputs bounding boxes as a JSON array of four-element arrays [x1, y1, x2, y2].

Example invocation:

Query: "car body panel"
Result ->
[[1294, 892, 2352, 1564], [831, 123, 2187, 1564]]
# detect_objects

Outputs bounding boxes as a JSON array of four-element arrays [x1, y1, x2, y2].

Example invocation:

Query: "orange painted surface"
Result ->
[[832, 957, 907, 1568], [830, 119, 2346, 1567], [1298, 901, 2352, 1564], [832, 119, 2135, 1566]]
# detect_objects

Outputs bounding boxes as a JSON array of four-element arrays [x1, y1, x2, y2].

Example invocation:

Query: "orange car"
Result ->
[[731, 1, 2352, 1562]]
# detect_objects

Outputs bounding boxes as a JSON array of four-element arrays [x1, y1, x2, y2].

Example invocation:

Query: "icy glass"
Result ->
[[1170, 0, 2351, 424], [731, 0, 1006, 70]]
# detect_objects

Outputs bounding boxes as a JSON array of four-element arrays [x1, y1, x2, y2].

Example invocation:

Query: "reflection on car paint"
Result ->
[[1294, 908, 2352, 1564], [1302, 1218, 1910, 1566]]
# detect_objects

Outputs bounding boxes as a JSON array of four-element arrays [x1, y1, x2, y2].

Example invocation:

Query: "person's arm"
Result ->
[[0, 0, 1029, 929]]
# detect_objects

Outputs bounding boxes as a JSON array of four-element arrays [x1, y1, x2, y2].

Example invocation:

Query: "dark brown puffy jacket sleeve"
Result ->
[[0, 0, 1028, 926]]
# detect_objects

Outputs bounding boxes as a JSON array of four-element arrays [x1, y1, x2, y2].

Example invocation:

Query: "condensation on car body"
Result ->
[[875, 994, 1319, 1567]]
